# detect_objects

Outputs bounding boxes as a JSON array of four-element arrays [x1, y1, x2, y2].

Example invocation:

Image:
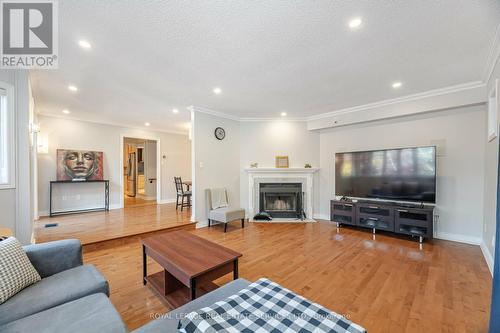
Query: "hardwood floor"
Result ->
[[124, 195, 158, 208], [34, 203, 193, 245], [83, 221, 492, 333]]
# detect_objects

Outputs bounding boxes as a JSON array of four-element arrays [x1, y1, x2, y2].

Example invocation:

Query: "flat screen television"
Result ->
[[335, 146, 436, 203]]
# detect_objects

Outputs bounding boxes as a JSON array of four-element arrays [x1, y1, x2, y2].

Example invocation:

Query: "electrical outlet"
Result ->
[[199, 162, 204, 168], [62, 195, 67, 201]]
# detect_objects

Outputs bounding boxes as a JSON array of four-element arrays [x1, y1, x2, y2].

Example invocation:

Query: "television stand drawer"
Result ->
[[331, 214, 356, 226], [357, 204, 393, 218], [330, 200, 356, 225], [357, 216, 394, 231], [394, 208, 434, 239], [332, 203, 354, 213]]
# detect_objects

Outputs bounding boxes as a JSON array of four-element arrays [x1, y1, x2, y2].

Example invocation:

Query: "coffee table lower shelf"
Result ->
[[145, 271, 218, 309]]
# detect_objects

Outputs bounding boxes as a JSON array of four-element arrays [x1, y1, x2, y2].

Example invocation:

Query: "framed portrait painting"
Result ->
[[57, 149, 104, 181]]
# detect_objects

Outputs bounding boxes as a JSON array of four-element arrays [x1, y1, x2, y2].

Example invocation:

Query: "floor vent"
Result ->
[[44, 223, 58, 228]]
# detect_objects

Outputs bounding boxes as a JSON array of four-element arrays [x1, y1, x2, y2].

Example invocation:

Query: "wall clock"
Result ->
[[214, 127, 225, 140]]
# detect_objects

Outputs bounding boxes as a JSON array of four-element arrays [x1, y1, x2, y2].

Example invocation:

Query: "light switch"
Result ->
[[199, 162, 204, 168]]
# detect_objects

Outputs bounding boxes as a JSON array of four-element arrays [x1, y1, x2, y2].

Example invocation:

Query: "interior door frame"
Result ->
[[120, 135, 161, 208]]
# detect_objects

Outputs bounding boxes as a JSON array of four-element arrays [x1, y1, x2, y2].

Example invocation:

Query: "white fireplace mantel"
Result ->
[[244, 168, 319, 221], [244, 167, 319, 174]]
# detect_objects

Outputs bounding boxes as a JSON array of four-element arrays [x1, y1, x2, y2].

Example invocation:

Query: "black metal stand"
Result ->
[[296, 191, 306, 221], [49, 180, 110, 217]]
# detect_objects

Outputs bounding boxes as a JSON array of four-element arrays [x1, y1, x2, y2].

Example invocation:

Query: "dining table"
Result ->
[[183, 180, 192, 191]]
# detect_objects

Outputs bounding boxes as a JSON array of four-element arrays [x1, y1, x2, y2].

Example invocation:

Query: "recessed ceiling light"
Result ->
[[213, 87, 222, 95], [78, 40, 91, 49], [62, 109, 70, 114], [68, 85, 78, 92], [348, 17, 362, 29], [392, 81, 403, 89], [172, 108, 179, 114], [280, 112, 287, 117], [144, 122, 150, 127]]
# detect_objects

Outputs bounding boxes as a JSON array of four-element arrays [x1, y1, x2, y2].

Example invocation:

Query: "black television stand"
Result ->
[[330, 199, 434, 243]]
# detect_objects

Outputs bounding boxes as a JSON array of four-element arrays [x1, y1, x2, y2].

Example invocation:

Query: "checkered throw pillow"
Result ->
[[179, 278, 366, 333], [0, 237, 41, 304]]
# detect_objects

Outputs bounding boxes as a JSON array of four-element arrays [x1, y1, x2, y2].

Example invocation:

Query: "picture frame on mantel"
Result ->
[[275, 156, 289, 168], [488, 79, 499, 142]]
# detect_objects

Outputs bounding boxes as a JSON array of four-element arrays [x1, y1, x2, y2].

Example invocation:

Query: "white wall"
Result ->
[[239, 121, 320, 216], [483, 54, 500, 272], [319, 105, 486, 244], [37, 115, 191, 215], [192, 110, 240, 226]]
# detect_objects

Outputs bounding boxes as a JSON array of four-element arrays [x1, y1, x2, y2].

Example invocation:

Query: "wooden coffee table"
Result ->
[[142, 230, 242, 308]]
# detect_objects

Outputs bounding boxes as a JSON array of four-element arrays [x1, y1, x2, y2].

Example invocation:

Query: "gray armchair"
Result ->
[[206, 188, 246, 232]]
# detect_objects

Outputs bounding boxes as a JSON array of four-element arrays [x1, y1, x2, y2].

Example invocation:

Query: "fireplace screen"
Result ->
[[264, 194, 296, 212], [259, 183, 303, 218]]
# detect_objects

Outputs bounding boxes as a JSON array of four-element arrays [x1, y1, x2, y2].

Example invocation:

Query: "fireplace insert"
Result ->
[[259, 183, 304, 218]]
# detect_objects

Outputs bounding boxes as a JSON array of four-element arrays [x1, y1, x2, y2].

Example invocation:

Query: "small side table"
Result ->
[[0, 227, 13, 240], [50, 180, 110, 217]]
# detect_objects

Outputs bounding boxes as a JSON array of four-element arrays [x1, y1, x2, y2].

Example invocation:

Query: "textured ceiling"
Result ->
[[30, 0, 500, 133]]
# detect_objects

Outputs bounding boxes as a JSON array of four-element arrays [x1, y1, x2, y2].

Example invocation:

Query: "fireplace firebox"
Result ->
[[259, 183, 303, 218]]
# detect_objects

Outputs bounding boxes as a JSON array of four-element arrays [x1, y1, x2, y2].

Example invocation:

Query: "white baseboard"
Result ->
[[38, 203, 121, 217], [196, 220, 210, 229], [158, 198, 176, 204], [195, 219, 227, 229], [480, 241, 494, 276], [313, 214, 330, 220], [313, 216, 483, 246], [434, 232, 482, 245]]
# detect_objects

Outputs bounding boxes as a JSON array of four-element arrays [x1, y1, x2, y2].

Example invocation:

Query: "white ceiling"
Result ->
[[31, 0, 500, 134]]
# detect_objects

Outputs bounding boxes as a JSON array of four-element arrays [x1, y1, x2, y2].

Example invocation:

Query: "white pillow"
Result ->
[[0, 237, 41, 304]]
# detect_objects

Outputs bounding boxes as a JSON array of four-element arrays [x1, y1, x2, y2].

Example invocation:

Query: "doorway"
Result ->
[[122, 137, 159, 208]]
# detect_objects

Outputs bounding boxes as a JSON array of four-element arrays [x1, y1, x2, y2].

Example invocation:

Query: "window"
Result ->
[[0, 82, 15, 189]]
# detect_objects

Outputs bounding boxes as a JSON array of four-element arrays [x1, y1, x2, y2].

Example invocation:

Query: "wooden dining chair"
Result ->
[[174, 177, 191, 211]]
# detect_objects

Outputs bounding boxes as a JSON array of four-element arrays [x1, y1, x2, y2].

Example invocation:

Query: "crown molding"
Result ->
[[483, 21, 500, 84], [191, 82, 486, 124], [37, 112, 189, 136], [307, 81, 486, 121], [191, 106, 307, 122], [190, 105, 240, 121], [240, 117, 307, 122]]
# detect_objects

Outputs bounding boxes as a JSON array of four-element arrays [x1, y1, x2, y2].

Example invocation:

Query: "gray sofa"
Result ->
[[0, 239, 127, 333], [0, 238, 251, 333]]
